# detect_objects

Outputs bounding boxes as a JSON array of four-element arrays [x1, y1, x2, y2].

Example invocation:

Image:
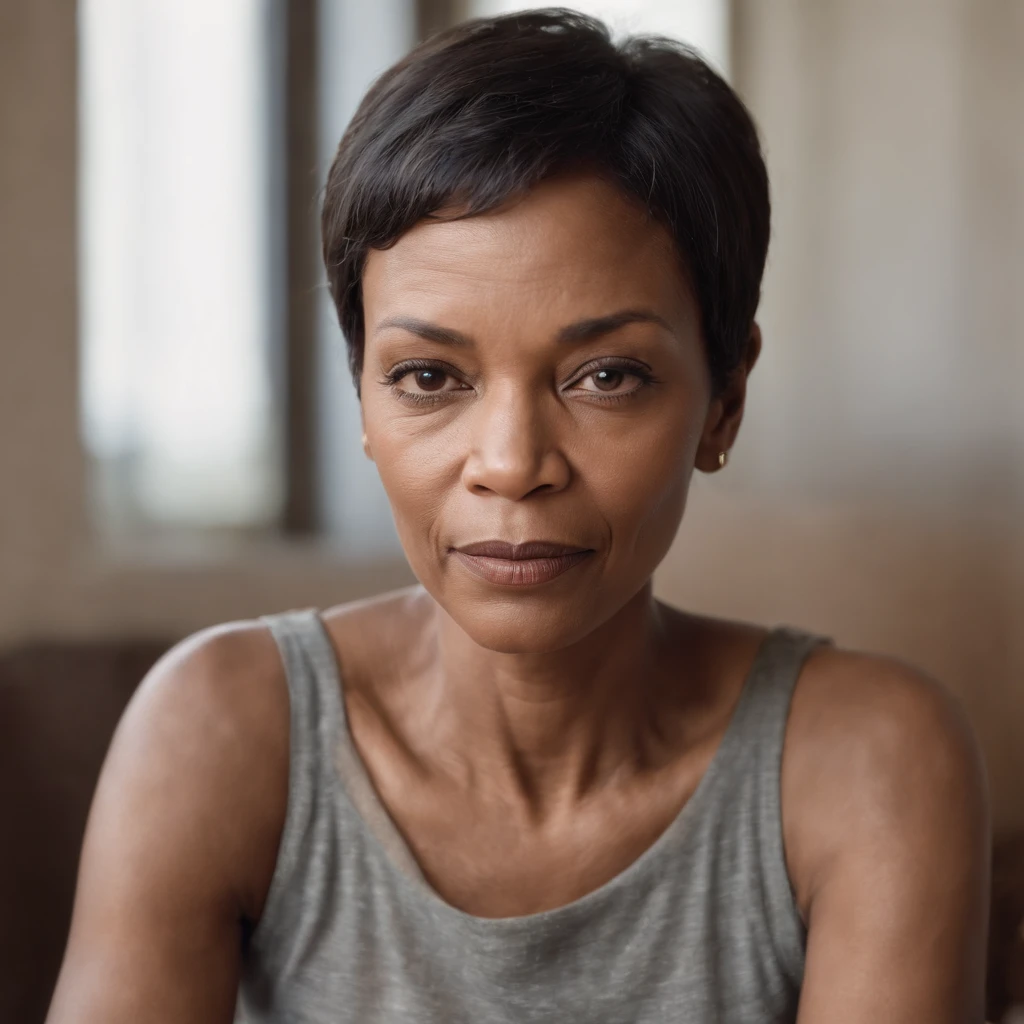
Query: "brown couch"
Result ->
[[0, 639, 172, 1024], [1, 638, 1022, 1023]]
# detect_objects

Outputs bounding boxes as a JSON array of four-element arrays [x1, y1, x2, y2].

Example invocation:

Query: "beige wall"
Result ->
[[1, 2, 1021, 830], [656, 0, 1024, 835]]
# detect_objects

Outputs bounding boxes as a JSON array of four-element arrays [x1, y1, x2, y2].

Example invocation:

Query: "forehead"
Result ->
[[361, 175, 696, 329]]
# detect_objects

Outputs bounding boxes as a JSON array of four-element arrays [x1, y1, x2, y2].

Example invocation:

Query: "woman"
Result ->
[[49, 10, 990, 1023]]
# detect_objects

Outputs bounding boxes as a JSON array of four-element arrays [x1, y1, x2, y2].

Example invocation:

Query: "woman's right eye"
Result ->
[[406, 369, 450, 392], [386, 364, 470, 400]]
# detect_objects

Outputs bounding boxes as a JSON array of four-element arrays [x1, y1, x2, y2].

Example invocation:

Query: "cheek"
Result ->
[[585, 387, 704, 499], [363, 404, 459, 553], [375, 435, 450, 522], [580, 403, 700, 557]]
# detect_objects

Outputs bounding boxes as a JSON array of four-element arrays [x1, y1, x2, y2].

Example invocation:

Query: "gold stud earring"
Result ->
[[717, 450, 729, 469]]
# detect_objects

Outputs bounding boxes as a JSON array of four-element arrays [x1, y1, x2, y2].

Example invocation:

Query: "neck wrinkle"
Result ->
[[423, 585, 684, 817]]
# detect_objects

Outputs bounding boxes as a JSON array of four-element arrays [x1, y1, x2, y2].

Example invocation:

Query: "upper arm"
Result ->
[[46, 622, 289, 1024], [785, 652, 991, 1024]]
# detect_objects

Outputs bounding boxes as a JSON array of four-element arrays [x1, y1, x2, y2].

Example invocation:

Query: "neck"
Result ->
[[424, 584, 685, 817]]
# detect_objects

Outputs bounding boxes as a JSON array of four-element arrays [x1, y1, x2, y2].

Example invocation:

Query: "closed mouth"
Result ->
[[451, 540, 594, 587], [455, 540, 590, 560]]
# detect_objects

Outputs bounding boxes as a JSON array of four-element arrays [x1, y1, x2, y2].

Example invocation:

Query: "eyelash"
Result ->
[[378, 360, 468, 406], [378, 358, 659, 407]]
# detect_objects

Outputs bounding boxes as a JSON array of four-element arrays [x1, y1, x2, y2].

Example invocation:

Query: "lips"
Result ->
[[451, 540, 594, 587]]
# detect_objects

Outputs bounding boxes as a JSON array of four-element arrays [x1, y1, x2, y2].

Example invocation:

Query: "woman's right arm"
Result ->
[[46, 623, 290, 1024]]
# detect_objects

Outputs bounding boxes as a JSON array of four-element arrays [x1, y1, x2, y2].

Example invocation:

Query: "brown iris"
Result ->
[[415, 369, 447, 391], [592, 369, 624, 391]]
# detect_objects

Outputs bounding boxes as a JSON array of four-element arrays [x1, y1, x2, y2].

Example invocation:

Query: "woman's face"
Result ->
[[360, 174, 747, 653]]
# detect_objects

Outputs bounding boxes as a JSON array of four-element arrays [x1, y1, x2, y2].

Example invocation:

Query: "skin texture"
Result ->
[[46, 175, 990, 1023]]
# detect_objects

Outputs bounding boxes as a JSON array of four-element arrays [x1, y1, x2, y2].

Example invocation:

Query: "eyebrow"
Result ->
[[375, 315, 473, 347], [555, 308, 673, 343], [374, 308, 672, 347]]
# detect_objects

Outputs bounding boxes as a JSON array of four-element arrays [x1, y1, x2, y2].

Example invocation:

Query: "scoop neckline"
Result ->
[[309, 610, 777, 938]]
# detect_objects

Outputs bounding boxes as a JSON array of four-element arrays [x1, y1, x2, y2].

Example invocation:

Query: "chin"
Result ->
[[436, 584, 621, 654], [457, 610, 594, 654]]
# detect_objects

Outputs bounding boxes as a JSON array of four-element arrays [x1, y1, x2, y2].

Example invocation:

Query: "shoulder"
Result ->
[[47, 624, 290, 1017], [785, 644, 985, 814], [124, 618, 288, 786], [783, 643, 990, 915], [100, 618, 290, 918], [138, 617, 284, 705]]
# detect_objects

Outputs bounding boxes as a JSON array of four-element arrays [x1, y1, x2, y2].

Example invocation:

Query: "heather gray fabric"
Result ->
[[238, 608, 824, 1023]]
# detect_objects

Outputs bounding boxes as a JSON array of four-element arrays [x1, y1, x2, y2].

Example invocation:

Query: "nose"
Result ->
[[461, 388, 571, 501]]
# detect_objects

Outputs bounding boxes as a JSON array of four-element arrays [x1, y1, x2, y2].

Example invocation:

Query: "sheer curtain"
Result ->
[[79, 0, 283, 536]]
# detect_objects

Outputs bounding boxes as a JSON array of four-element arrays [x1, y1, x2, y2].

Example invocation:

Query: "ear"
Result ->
[[695, 323, 761, 473]]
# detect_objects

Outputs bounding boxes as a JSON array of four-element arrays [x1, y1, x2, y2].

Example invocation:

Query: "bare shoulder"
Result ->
[[783, 643, 990, 914], [46, 621, 290, 1022], [787, 644, 984, 779], [125, 620, 288, 787], [133, 618, 285, 724], [786, 644, 986, 814], [93, 618, 290, 918]]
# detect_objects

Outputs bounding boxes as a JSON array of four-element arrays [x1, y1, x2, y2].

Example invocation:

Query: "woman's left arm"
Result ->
[[786, 653, 991, 1024]]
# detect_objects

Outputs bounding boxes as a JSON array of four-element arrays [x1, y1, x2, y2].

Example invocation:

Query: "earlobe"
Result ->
[[362, 432, 373, 461], [695, 394, 729, 474], [696, 325, 758, 471], [694, 445, 730, 474]]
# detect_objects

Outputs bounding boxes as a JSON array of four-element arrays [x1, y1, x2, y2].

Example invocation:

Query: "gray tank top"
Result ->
[[238, 608, 823, 1023]]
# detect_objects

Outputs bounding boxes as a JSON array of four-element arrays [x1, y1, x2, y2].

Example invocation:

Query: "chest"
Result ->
[[357, 753, 716, 919]]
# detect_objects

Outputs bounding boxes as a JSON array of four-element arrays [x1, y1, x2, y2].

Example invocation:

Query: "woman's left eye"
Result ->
[[571, 368, 646, 396]]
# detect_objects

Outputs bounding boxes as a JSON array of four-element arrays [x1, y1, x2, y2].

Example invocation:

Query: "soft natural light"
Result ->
[[468, 0, 729, 75], [79, 0, 281, 532]]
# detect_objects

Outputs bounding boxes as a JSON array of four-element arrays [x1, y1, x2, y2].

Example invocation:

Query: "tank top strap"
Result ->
[[730, 627, 827, 748], [261, 606, 344, 791], [251, 609, 346, 945], [741, 626, 829, 852], [259, 608, 427, 894], [717, 626, 830, 976]]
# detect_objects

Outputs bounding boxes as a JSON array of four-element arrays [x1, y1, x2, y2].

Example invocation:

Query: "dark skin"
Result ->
[[47, 175, 990, 1022]]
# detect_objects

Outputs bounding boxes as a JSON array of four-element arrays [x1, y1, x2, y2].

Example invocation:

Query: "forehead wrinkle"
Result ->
[[363, 177, 698, 344], [375, 181, 674, 289], [373, 236, 669, 313]]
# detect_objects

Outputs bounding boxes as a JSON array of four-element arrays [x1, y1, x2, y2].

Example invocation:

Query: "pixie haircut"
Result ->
[[322, 8, 770, 394]]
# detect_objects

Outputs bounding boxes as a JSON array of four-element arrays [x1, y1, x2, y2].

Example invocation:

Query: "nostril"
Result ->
[[462, 447, 571, 501]]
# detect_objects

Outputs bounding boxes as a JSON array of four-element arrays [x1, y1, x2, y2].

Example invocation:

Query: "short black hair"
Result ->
[[322, 8, 770, 394]]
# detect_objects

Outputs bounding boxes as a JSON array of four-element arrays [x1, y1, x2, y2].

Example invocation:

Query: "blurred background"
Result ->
[[1, 0, 1023, 1020]]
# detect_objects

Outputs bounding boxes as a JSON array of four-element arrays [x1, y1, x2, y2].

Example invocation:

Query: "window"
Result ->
[[468, 0, 729, 75], [79, 0, 284, 540]]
